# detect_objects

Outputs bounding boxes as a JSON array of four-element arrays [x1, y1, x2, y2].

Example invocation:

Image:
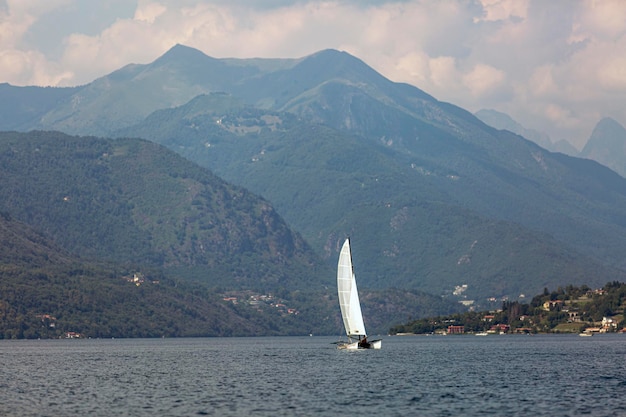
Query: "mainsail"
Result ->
[[337, 238, 366, 337]]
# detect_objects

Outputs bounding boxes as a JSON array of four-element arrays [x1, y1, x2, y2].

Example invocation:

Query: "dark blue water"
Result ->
[[1, 334, 625, 416]]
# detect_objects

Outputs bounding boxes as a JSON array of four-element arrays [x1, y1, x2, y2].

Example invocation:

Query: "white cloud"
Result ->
[[0, 49, 72, 86], [598, 56, 626, 91], [544, 103, 579, 130], [428, 56, 460, 90], [475, 0, 528, 22], [575, 0, 626, 40], [393, 52, 429, 84], [0, 0, 74, 85], [0, 8, 35, 48], [528, 65, 556, 98], [0, 0, 73, 50], [462, 63, 505, 98], [134, 0, 166, 24]]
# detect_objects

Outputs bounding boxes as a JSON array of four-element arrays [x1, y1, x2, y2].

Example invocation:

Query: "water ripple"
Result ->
[[1, 335, 625, 416]]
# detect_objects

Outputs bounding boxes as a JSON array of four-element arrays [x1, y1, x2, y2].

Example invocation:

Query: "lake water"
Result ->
[[1, 334, 625, 416]]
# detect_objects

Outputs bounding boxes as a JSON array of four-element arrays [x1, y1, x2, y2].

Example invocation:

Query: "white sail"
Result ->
[[337, 238, 367, 337]]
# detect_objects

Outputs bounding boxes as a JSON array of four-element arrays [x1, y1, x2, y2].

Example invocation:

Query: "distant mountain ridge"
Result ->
[[3, 45, 626, 307], [580, 117, 626, 178], [474, 108, 580, 156], [474, 109, 554, 150], [475, 109, 626, 177], [0, 83, 80, 131]]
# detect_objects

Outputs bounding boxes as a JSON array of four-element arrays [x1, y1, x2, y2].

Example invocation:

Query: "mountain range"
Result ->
[[0, 130, 462, 337], [2, 45, 626, 310], [475, 109, 626, 178], [473, 109, 580, 157], [580, 117, 626, 178]]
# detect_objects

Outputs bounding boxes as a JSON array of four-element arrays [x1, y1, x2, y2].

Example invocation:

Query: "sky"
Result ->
[[1, 0, 625, 150]]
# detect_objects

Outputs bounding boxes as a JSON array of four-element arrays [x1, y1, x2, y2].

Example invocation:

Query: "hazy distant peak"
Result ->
[[475, 108, 554, 151], [583, 117, 626, 150], [475, 109, 519, 130], [581, 117, 626, 154], [307, 48, 350, 60], [154, 44, 218, 66], [594, 116, 625, 132], [580, 116, 626, 177], [164, 43, 205, 56], [297, 48, 380, 81]]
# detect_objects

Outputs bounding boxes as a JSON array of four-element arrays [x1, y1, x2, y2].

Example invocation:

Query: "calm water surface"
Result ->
[[1, 334, 625, 416]]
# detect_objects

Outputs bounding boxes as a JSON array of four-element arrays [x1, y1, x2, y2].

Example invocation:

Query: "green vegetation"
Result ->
[[0, 263, 347, 339], [0, 131, 328, 293], [390, 282, 626, 335], [0, 212, 340, 339], [121, 101, 626, 306], [0, 161, 463, 339]]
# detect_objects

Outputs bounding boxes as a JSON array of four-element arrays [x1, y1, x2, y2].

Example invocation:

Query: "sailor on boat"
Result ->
[[358, 336, 370, 349]]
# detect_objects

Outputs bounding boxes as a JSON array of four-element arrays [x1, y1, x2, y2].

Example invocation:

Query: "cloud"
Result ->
[[575, 0, 626, 40], [0, 0, 76, 85], [462, 63, 505, 98], [134, 1, 166, 23], [598, 56, 626, 91], [0, 0, 625, 148], [476, 0, 528, 22], [428, 56, 460, 90]]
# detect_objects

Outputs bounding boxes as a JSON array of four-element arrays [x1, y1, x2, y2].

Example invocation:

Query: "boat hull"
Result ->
[[337, 339, 382, 350], [370, 339, 382, 349]]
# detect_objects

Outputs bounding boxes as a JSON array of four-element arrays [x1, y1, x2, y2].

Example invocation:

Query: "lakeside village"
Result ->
[[36, 273, 163, 339], [43, 275, 625, 339], [392, 282, 626, 336], [221, 292, 300, 316], [38, 272, 300, 339]]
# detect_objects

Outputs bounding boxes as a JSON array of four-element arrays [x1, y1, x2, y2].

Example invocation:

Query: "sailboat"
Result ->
[[336, 238, 382, 350]]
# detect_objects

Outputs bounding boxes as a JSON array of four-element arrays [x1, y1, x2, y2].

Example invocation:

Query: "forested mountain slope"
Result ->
[[0, 212, 300, 338], [120, 94, 626, 304], [0, 131, 327, 292], [0, 130, 471, 338]]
